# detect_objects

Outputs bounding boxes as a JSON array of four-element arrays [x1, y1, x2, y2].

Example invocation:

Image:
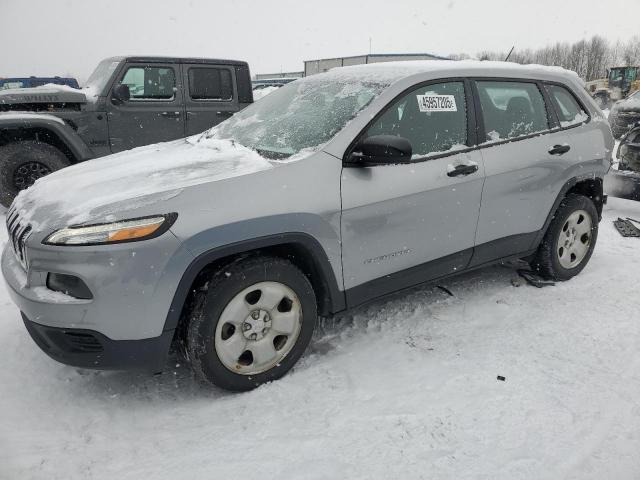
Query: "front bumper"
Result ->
[[2, 227, 196, 370], [22, 313, 174, 370]]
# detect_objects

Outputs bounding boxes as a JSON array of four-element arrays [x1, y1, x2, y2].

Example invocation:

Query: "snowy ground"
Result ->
[[1, 197, 640, 480]]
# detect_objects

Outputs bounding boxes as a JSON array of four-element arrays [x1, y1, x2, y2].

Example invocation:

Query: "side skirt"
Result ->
[[344, 231, 539, 310]]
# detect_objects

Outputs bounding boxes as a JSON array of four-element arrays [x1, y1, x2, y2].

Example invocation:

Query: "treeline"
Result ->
[[450, 35, 640, 81]]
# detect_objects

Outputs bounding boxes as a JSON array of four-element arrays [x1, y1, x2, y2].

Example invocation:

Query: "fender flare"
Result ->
[[0, 114, 93, 162], [162, 232, 346, 333]]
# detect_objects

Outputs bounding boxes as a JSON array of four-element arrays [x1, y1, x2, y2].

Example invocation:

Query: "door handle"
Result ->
[[447, 163, 478, 177], [217, 111, 234, 117], [548, 144, 571, 155], [160, 111, 181, 118]]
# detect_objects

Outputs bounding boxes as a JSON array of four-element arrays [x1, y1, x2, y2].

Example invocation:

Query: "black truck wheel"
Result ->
[[0, 141, 69, 208]]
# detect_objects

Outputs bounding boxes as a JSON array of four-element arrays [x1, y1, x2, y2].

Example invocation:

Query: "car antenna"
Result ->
[[504, 46, 515, 62]]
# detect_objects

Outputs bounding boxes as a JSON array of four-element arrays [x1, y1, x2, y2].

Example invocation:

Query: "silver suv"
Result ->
[[2, 61, 612, 391]]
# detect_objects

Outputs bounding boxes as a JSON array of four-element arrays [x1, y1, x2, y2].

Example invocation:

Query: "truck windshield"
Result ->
[[610, 69, 624, 82], [84, 59, 121, 96], [205, 77, 388, 159]]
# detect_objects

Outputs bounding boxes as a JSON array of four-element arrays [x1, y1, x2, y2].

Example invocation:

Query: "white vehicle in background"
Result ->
[[252, 77, 297, 99]]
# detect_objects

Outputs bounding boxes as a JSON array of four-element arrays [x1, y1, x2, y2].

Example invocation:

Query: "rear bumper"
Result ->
[[22, 314, 173, 371]]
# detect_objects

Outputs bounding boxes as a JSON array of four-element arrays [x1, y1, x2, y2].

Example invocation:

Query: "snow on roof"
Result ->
[[309, 60, 583, 86]]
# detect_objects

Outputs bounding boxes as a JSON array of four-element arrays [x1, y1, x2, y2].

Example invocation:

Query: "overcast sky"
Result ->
[[1, 0, 639, 82]]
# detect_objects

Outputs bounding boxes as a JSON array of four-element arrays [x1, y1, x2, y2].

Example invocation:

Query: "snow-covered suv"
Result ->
[[2, 61, 612, 391]]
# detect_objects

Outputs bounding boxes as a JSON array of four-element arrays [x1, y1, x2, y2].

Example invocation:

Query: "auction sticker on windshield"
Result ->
[[417, 94, 457, 112]]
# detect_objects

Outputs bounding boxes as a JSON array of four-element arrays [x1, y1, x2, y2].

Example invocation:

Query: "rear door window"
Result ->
[[476, 81, 549, 142], [188, 67, 233, 101], [546, 84, 588, 127], [366, 81, 468, 158]]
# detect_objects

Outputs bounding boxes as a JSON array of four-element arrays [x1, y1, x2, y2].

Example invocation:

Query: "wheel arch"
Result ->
[[532, 176, 604, 250], [0, 117, 93, 164], [164, 233, 346, 336]]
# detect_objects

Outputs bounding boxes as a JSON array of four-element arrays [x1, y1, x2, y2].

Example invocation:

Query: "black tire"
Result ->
[[0, 141, 69, 208], [185, 256, 317, 391], [530, 194, 599, 281]]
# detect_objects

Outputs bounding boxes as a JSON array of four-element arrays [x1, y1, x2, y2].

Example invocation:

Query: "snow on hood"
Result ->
[[0, 83, 89, 105], [13, 137, 274, 230]]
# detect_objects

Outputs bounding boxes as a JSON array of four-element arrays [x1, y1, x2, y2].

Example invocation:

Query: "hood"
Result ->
[[0, 84, 87, 106], [614, 96, 640, 113], [13, 136, 276, 231]]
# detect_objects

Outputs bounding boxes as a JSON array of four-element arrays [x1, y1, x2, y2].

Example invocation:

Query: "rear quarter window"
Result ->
[[546, 84, 588, 127]]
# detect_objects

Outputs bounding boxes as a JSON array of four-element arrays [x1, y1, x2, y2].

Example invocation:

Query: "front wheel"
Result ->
[[0, 141, 69, 208], [530, 194, 598, 281], [185, 256, 317, 391]]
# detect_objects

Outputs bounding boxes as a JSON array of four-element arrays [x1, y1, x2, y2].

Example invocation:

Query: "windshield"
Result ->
[[205, 77, 388, 158], [610, 69, 624, 82], [84, 59, 121, 95]]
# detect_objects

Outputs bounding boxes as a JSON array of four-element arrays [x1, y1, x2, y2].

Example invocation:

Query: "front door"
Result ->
[[106, 63, 185, 153], [340, 80, 485, 306]]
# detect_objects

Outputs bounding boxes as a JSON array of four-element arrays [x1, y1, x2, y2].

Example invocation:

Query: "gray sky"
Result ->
[[1, 0, 639, 82]]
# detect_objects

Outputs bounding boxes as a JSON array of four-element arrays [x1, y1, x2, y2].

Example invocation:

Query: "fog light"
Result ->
[[46, 273, 93, 300]]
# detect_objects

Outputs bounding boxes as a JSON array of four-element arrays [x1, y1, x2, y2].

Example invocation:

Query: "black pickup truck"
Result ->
[[0, 56, 253, 207]]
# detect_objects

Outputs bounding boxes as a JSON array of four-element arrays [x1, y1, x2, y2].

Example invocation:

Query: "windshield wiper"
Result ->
[[254, 148, 293, 160]]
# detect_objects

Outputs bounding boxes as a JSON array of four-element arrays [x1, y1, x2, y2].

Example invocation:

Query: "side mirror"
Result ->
[[111, 84, 131, 104], [349, 135, 412, 166]]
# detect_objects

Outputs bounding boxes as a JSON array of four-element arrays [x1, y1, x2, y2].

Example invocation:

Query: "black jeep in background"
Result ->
[[0, 56, 253, 207]]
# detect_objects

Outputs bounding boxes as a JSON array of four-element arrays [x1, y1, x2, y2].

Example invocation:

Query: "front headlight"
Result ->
[[43, 213, 177, 246]]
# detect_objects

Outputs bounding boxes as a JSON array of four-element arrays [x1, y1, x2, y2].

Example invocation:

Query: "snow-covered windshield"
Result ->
[[205, 78, 388, 158], [84, 59, 120, 96]]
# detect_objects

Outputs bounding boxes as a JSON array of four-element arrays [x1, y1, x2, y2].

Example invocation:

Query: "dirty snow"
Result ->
[[2, 197, 640, 479]]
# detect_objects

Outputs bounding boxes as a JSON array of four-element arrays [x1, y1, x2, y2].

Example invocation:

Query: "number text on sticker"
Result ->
[[416, 94, 457, 112]]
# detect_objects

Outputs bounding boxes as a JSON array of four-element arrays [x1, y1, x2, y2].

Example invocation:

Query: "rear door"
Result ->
[[106, 62, 185, 153], [183, 64, 238, 135], [340, 79, 485, 305], [471, 79, 574, 264]]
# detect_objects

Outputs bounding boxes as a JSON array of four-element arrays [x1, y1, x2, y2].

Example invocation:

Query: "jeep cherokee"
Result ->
[[1, 61, 613, 391]]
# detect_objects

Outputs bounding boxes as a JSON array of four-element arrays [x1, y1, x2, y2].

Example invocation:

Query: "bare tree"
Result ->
[[471, 35, 640, 81]]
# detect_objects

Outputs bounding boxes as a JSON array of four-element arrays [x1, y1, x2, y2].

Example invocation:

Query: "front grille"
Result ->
[[57, 331, 104, 353], [5, 205, 32, 269]]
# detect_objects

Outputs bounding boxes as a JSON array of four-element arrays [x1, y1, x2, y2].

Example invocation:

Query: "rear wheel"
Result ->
[[530, 194, 598, 281], [185, 256, 317, 391], [0, 141, 69, 207]]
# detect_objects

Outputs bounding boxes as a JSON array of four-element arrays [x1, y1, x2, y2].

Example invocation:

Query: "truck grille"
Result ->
[[5, 206, 32, 270], [616, 111, 640, 126]]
